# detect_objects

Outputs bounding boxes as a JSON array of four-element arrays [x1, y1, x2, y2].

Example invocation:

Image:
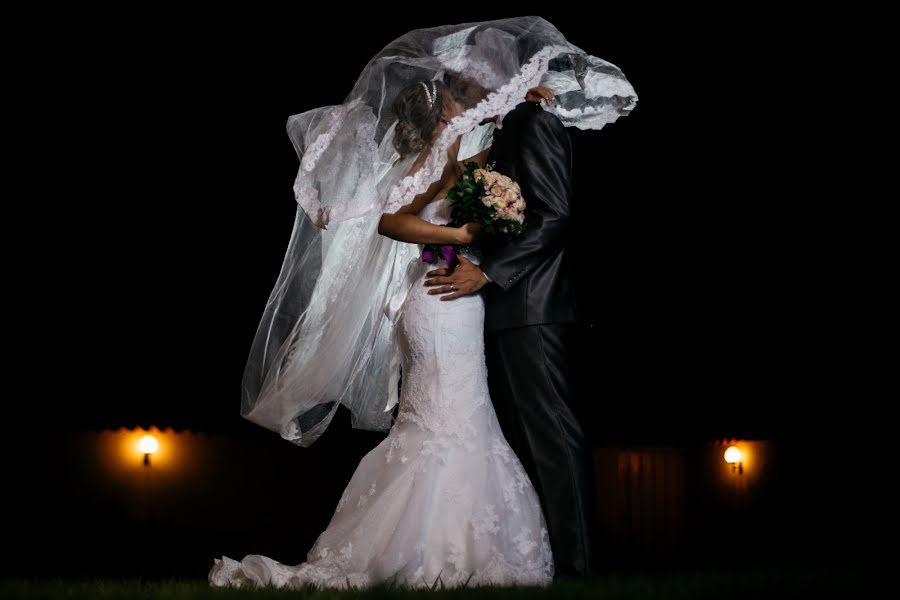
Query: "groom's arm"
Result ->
[[480, 111, 573, 291]]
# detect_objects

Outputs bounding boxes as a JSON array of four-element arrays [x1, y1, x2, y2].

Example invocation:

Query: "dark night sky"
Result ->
[[22, 7, 870, 446]]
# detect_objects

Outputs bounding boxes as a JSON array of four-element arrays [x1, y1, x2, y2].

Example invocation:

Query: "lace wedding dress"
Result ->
[[209, 198, 553, 589]]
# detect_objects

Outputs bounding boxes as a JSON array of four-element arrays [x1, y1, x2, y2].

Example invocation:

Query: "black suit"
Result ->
[[481, 101, 593, 578]]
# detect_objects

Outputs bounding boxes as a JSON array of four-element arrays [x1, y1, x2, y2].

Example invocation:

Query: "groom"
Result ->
[[424, 97, 592, 579]]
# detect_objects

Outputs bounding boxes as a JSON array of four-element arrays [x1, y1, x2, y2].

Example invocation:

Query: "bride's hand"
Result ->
[[456, 222, 483, 245]]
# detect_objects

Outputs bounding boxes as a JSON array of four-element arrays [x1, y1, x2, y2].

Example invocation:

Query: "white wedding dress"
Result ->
[[209, 198, 553, 589]]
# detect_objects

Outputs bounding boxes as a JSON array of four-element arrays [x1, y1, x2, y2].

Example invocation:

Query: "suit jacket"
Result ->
[[481, 101, 578, 334]]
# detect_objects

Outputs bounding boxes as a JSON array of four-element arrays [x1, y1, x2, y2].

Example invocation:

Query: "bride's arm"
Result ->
[[377, 181, 468, 244], [378, 138, 474, 245]]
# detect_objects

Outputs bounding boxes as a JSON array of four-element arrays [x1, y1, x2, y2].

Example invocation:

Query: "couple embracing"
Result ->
[[211, 16, 637, 589]]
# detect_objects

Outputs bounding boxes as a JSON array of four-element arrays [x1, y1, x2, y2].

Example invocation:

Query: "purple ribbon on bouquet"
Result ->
[[421, 244, 458, 270]]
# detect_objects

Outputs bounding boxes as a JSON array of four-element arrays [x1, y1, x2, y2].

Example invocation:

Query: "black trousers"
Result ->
[[485, 323, 593, 579]]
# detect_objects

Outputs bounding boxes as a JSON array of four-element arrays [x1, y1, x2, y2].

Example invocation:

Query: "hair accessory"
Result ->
[[420, 81, 436, 108]]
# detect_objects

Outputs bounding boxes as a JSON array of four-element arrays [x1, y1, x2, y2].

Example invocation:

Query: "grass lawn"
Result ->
[[0, 565, 882, 599]]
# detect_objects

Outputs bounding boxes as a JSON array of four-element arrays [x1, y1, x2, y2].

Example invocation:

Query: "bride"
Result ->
[[209, 17, 637, 590], [210, 79, 555, 590]]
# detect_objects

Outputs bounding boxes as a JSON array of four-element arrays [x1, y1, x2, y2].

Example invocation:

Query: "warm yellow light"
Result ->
[[724, 446, 742, 464], [138, 435, 159, 455]]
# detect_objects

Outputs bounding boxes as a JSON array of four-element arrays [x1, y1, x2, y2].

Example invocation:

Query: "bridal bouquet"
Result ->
[[422, 162, 525, 268]]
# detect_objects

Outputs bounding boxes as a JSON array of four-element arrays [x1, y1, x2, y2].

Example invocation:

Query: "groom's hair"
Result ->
[[443, 72, 490, 109]]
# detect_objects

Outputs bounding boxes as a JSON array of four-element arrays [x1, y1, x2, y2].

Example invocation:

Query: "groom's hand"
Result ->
[[525, 85, 556, 106], [424, 256, 488, 301]]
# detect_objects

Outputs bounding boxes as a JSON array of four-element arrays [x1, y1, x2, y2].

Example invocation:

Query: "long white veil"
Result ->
[[241, 17, 638, 446]]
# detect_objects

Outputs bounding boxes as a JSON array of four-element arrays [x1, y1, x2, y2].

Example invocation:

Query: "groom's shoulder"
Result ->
[[514, 103, 565, 137], [533, 107, 564, 129], [508, 101, 542, 120]]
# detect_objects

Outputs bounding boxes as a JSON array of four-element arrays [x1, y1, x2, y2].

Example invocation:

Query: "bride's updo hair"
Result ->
[[392, 81, 450, 157]]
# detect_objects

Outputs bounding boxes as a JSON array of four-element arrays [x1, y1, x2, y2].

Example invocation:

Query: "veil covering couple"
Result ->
[[210, 16, 637, 589]]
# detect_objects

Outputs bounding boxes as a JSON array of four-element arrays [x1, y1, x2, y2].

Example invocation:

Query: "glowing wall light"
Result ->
[[98, 426, 200, 482], [724, 445, 743, 474], [138, 434, 159, 466]]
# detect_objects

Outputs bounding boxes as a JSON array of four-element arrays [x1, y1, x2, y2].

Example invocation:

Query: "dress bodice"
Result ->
[[418, 197, 453, 225]]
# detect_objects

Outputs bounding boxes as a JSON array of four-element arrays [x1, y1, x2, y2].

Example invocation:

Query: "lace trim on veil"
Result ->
[[291, 44, 572, 225], [382, 44, 571, 215]]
